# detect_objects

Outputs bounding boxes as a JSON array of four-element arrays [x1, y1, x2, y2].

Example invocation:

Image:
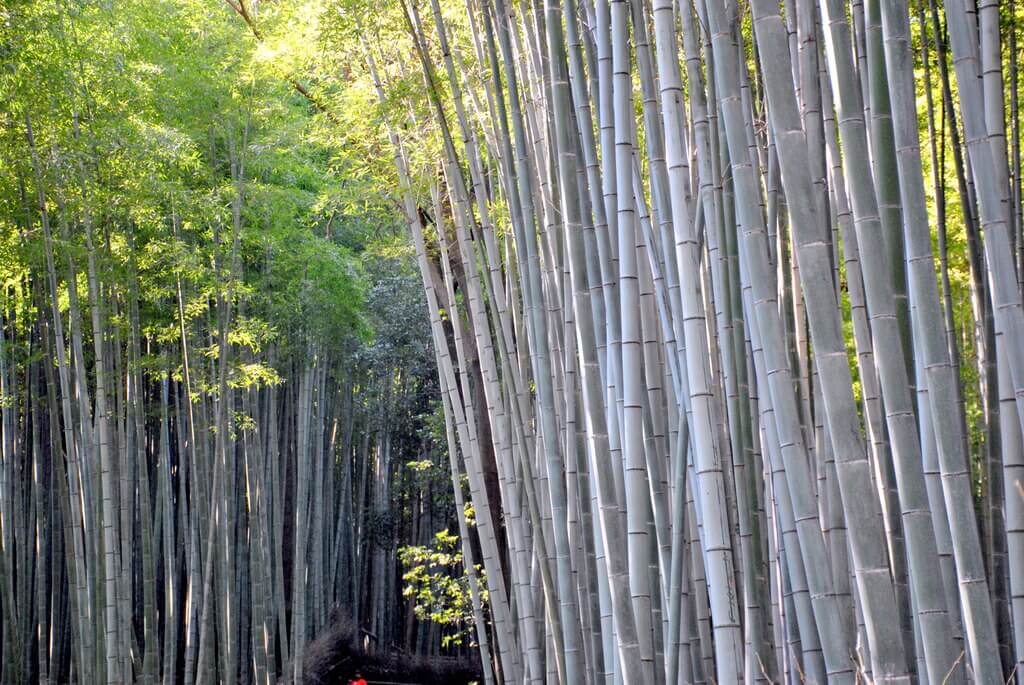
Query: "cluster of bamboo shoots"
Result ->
[[372, 0, 1024, 680]]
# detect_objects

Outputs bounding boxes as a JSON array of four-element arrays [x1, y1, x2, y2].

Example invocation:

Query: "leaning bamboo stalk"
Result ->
[[942, 0, 1024, 456], [431, 185, 533, 682], [540, 2, 618, 679], [999, 338, 1024, 677], [864, 0, 1004, 678], [558, 6, 631, 674], [419, 5, 550, 674], [740, 248, 829, 682], [708, 0, 908, 678], [532, 5, 649, 677], [363, 38, 528, 680], [649, 0, 770, 679], [809, 0, 964, 679], [437, 368, 498, 685], [403, 7, 528, 667]]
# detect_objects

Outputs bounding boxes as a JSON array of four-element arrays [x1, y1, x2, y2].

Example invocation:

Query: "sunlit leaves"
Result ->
[[398, 529, 483, 648]]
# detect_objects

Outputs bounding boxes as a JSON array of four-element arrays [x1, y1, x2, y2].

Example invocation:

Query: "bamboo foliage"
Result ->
[[0, 5, 475, 682]]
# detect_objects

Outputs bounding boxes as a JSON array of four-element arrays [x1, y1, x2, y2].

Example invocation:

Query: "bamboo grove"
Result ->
[[4, 0, 1024, 681], [0, 2, 480, 684], [347, 0, 1024, 678]]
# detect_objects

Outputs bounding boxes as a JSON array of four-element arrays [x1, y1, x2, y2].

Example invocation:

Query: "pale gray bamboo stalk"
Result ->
[[544, 2, 638, 679], [739, 251, 829, 683], [396, 12, 529, 677], [608, 3, 661, 680], [432, 224, 529, 683], [999, 338, 1024, 677], [710, 0, 908, 679], [865, 0, 1004, 677], [650, 1, 772, 680], [368, 38, 533, 677], [431, 183, 531, 683], [416, 6, 541, 670], [542, 0, 652, 679], [943, 0, 1024, 460], [685, 483, 713, 682], [817, 57, 910, 651], [81, 168, 122, 685], [630, 169, 671, 677], [590, 0, 628, 510], [801, 3, 958, 682], [437, 369, 497, 685], [821, 1, 994, 681], [864, 0, 913, 379]]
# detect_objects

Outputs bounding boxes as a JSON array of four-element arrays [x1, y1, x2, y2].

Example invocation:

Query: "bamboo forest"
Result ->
[[4, 0, 1024, 681]]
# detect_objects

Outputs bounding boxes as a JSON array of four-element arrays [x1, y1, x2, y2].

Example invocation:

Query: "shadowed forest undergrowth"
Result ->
[[301, 611, 483, 685]]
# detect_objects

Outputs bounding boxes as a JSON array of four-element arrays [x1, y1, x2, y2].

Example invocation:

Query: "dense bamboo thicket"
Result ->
[[348, 0, 1024, 679], [5, 0, 1024, 681], [0, 3, 477, 684]]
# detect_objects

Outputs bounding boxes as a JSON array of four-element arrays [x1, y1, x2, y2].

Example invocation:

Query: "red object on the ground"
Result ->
[[349, 678, 367, 685]]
